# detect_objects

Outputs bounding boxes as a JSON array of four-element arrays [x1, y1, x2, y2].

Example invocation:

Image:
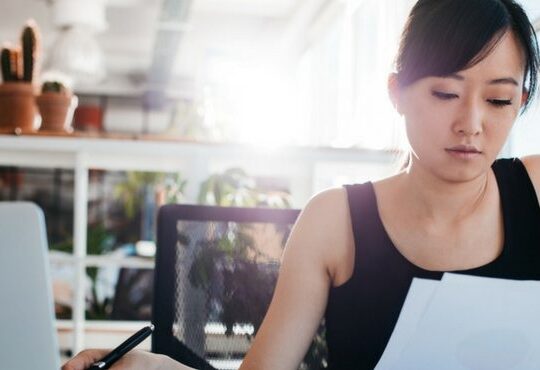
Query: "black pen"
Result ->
[[87, 324, 154, 370]]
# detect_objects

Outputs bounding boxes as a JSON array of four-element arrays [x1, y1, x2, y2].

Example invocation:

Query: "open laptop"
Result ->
[[0, 202, 61, 370]]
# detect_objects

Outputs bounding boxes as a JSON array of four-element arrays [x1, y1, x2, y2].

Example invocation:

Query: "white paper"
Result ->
[[377, 274, 540, 370], [375, 278, 439, 370]]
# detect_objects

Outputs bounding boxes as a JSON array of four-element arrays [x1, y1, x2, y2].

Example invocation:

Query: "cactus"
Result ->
[[0, 19, 41, 84], [10, 47, 22, 81], [21, 19, 40, 83], [41, 81, 67, 94], [0, 46, 12, 82], [0, 44, 20, 82]]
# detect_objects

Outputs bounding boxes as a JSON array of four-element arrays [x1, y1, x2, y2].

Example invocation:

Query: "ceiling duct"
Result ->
[[144, 0, 193, 110]]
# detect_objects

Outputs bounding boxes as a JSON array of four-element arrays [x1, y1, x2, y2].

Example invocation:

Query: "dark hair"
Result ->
[[395, 0, 540, 111]]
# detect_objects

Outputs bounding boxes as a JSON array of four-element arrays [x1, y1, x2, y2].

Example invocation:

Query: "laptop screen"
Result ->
[[0, 202, 60, 370]]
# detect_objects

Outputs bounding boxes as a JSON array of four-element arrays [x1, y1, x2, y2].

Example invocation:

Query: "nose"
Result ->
[[452, 99, 483, 136]]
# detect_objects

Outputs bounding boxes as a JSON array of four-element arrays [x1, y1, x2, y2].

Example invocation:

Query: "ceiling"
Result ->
[[0, 0, 539, 97], [0, 0, 309, 95]]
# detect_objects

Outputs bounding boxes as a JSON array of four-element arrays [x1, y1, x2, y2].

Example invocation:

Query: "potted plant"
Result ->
[[0, 20, 41, 133], [36, 78, 78, 133], [114, 171, 187, 242], [197, 167, 292, 208]]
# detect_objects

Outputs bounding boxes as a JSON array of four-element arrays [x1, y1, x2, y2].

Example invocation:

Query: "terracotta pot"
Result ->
[[0, 82, 37, 132], [73, 105, 103, 132], [36, 92, 79, 132]]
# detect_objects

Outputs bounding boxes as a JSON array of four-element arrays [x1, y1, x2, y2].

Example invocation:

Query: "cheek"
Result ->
[[484, 110, 517, 141], [403, 98, 451, 143]]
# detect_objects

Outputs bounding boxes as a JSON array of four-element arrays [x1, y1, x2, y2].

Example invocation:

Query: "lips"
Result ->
[[446, 145, 482, 154], [445, 145, 483, 160]]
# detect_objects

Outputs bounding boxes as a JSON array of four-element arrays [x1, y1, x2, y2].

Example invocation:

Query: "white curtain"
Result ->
[[298, 0, 415, 149]]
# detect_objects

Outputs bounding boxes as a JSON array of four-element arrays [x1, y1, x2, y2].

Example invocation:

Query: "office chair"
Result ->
[[152, 204, 301, 369]]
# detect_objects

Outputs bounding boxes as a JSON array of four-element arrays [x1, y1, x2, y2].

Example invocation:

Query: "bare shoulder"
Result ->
[[301, 187, 350, 223], [520, 155, 540, 201], [291, 187, 354, 286]]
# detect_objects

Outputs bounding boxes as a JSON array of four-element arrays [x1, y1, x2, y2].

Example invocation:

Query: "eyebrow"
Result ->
[[446, 73, 519, 86]]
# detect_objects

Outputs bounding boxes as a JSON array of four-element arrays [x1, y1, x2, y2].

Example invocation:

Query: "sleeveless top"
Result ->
[[324, 158, 540, 370]]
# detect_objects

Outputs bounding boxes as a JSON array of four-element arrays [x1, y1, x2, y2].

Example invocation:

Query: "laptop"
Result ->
[[0, 202, 61, 370]]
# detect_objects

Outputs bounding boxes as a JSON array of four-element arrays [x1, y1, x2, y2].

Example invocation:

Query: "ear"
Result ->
[[521, 89, 529, 107], [388, 73, 403, 115]]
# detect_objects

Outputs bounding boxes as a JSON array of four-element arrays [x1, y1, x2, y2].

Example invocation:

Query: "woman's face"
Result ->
[[394, 31, 527, 182]]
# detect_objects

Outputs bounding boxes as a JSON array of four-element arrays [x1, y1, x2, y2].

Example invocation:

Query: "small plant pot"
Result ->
[[0, 82, 37, 132], [36, 92, 78, 133], [73, 105, 103, 132]]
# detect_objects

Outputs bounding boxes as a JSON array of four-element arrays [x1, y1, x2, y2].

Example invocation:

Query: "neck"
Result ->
[[399, 161, 490, 225]]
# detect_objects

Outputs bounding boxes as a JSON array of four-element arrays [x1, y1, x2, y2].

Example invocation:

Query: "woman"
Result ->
[[63, 0, 540, 369]]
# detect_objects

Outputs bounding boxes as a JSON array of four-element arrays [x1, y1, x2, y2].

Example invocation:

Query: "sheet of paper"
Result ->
[[374, 278, 439, 370], [393, 273, 540, 370]]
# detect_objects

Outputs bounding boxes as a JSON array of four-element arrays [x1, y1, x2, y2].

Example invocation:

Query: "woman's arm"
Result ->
[[240, 188, 353, 370]]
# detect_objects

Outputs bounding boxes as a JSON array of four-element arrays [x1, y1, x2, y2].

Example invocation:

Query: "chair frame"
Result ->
[[152, 204, 300, 369]]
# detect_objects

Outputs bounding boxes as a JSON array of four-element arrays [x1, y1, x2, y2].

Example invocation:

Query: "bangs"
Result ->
[[396, 0, 510, 87]]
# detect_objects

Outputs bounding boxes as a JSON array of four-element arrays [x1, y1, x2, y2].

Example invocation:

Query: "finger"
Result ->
[[61, 349, 110, 370]]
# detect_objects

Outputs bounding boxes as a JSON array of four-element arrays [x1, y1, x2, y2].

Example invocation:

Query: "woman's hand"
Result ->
[[61, 349, 194, 370]]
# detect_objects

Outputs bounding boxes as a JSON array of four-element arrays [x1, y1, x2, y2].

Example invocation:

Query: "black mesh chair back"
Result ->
[[152, 204, 301, 370]]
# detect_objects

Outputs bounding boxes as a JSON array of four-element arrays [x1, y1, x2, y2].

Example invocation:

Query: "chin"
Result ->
[[412, 151, 494, 183], [433, 161, 490, 183]]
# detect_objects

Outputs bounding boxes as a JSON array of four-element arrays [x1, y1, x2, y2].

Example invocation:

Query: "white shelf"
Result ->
[[85, 255, 155, 269], [49, 254, 155, 269], [0, 134, 394, 169]]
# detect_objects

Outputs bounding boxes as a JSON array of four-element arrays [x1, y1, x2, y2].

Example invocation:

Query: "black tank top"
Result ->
[[324, 158, 540, 370]]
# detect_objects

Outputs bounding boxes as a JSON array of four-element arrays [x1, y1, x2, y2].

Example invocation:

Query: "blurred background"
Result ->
[[1, 0, 539, 368], [1, 0, 539, 149]]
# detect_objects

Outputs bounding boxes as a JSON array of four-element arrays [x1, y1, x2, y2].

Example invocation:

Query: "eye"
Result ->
[[488, 99, 512, 108], [432, 91, 458, 100]]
